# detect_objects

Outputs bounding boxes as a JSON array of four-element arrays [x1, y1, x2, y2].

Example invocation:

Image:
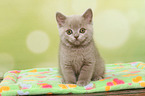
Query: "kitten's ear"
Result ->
[[56, 12, 66, 27], [82, 8, 93, 23]]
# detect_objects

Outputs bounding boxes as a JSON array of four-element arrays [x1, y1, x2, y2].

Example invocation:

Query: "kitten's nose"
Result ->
[[74, 35, 79, 39]]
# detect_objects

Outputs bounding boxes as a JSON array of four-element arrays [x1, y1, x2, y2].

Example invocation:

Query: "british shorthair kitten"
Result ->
[[56, 8, 105, 86]]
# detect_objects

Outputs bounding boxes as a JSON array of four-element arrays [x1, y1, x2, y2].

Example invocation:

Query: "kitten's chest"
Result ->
[[69, 48, 84, 57], [60, 44, 95, 74], [69, 50, 84, 74], [61, 44, 94, 63], [67, 48, 88, 71]]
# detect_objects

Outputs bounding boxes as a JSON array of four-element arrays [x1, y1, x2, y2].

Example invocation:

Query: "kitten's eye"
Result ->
[[79, 28, 86, 33], [66, 29, 73, 35]]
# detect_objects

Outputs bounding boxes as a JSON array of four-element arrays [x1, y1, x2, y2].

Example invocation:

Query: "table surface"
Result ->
[[39, 88, 145, 96], [0, 79, 145, 96]]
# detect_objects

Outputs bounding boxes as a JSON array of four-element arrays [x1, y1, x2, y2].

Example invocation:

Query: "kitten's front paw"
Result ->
[[77, 80, 90, 86]]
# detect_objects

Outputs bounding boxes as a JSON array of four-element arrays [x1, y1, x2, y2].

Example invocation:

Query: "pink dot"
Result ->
[[112, 74, 115, 76], [38, 81, 43, 82], [42, 85, 52, 88], [120, 80, 125, 84], [86, 87, 93, 90], [116, 80, 124, 84], [130, 71, 140, 73], [37, 76, 46, 78], [39, 71, 49, 74], [4, 78, 11, 80], [12, 79, 16, 83], [18, 76, 22, 79], [22, 87, 28, 89], [107, 82, 114, 86], [113, 78, 119, 82], [130, 62, 137, 64]]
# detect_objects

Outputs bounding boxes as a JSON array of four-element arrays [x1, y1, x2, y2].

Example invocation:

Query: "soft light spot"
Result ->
[[0, 53, 14, 74], [72, 0, 97, 14], [126, 9, 139, 24], [26, 30, 49, 53], [94, 10, 130, 48]]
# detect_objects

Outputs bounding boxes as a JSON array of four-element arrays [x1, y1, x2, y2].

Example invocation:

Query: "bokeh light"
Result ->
[[26, 30, 49, 54], [94, 10, 130, 48]]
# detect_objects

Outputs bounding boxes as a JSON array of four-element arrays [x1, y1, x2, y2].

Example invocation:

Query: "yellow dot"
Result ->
[[72, 0, 97, 14], [26, 30, 49, 53], [2, 86, 10, 91], [94, 10, 130, 48]]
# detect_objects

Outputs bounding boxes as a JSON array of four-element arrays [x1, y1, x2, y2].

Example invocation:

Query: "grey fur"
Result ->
[[56, 8, 105, 86]]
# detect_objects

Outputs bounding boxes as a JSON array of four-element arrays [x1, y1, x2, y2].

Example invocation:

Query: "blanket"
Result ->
[[0, 62, 145, 96]]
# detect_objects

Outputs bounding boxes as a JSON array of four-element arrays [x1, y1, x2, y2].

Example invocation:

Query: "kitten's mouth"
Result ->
[[66, 39, 80, 45], [74, 40, 80, 45], [66, 38, 87, 46]]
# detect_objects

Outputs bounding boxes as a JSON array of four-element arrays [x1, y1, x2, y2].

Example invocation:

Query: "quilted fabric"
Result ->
[[1, 62, 145, 96]]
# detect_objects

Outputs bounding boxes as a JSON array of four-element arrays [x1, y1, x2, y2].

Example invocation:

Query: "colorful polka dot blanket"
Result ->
[[1, 62, 145, 96]]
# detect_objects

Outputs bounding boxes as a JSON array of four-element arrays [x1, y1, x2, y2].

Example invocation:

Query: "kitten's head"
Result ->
[[56, 8, 93, 47]]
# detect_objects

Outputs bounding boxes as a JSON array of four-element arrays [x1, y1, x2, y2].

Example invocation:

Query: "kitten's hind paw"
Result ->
[[92, 76, 104, 81], [61, 79, 65, 84], [77, 80, 90, 86]]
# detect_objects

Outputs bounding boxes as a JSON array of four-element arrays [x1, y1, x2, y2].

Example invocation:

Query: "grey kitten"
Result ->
[[56, 8, 105, 86]]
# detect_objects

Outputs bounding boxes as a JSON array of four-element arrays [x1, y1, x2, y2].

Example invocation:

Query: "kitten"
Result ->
[[56, 8, 105, 86]]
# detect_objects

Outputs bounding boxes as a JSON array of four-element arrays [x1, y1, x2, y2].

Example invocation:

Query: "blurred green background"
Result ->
[[0, 0, 145, 77]]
